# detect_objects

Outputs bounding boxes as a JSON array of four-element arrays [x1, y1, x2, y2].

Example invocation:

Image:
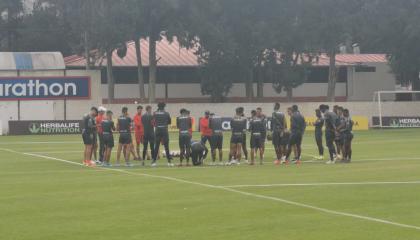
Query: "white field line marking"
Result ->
[[19, 149, 420, 164], [0, 169, 107, 176], [223, 181, 420, 188], [0, 141, 81, 145], [2, 148, 420, 231]]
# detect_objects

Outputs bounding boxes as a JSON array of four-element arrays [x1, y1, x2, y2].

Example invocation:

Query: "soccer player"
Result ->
[[314, 108, 324, 160], [240, 110, 249, 162], [335, 107, 345, 158], [320, 104, 338, 164], [102, 110, 115, 167], [256, 107, 267, 158], [285, 105, 306, 164], [249, 110, 265, 165], [190, 140, 209, 166], [153, 102, 173, 167], [82, 107, 98, 167], [116, 107, 134, 167], [229, 107, 247, 165], [177, 108, 192, 166], [209, 112, 224, 165], [200, 111, 212, 148], [333, 105, 342, 159], [271, 102, 287, 165], [280, 130, 290, 161], [133, 105, 144, 162], [341, 109, 354, 163], [142, 105, 155, 163], [95, 106, 106, 164]]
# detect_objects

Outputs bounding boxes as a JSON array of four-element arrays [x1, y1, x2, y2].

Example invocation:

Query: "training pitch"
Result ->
[[1, 129, 420, 240]]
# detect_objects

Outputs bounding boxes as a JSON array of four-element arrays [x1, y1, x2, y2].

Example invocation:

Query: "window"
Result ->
[[306, 67, 348, 83], [355, 66, 376, 73]]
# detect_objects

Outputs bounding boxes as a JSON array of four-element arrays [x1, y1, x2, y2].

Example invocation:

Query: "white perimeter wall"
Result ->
[[104, 102, 420, 127]]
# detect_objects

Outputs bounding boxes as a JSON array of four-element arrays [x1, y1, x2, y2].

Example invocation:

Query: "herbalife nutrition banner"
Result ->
[[0, 76, 90, 100], [372, 117, 420, 128], [9, 120, 83, 135]]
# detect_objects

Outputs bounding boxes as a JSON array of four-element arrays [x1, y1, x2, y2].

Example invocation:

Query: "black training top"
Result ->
[[230, 116, 247, 134], [153, 110, 171, 130], [271, 111, 286, 132], [118, 115, 132, 133], [102, 120, 115, 134], [209, 116, 223, 136], [324, 111, 338, 132], [177, 115, 192, 135], [342, 117, 354, 133], [191, 141, 209, 157], [142, 113, 154, 135], [83, 114, 96, 134], [290, 112, 306, 134], [249, 117, 265, 135]]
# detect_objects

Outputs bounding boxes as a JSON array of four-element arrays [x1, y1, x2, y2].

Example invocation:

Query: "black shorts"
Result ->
[[281, 135, 290, 147], [211, 134, 223, 150], [289, 132, 303, 146], [272, 131, 282, 147], [201, 135, 212, 145], [103, 134, 114, 148], [82, 132, 94, 145], [119, 132, 132, 145], [231, 133, 244, 144], [155, 129, 169, 145], [261, 132, 267, 143], [92, 133, 98, 145], [143, 133, 155, 143], [335, 132, 341, 142], [250, 134, 263, 149], [343, 132, 354, 144], [179, 134, 192, 149]]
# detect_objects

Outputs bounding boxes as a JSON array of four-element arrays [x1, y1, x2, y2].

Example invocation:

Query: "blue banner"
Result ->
[[0, 77, 90, 100]]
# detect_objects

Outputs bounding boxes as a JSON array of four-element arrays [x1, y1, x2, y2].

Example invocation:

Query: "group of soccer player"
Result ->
[[82, 103, 173, 167], [317, 104, 354, 164], [81, 102, 354, 167]]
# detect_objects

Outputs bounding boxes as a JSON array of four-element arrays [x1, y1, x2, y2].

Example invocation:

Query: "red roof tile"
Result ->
[[65, 37, 387, 68]]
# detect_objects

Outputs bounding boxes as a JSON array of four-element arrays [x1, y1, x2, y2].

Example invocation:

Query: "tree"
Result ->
[[17, 3, 75, 55], [0, 0, 24, 51], [360, 0, 420, 100], [140, 0, 183, 103], [303, 0, 363, 101]]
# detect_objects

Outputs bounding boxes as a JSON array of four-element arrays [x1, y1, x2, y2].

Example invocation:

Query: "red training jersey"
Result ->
[[96, 114, 105, 134], [200, 117, 212, 137], [133, 114, 144, 135]]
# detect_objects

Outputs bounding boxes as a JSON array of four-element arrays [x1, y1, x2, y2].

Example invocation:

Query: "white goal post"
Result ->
[[373, 90, 420, 128]]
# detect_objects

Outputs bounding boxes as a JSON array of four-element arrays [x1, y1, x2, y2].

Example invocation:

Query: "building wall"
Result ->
[[347, 62, 396, 101]]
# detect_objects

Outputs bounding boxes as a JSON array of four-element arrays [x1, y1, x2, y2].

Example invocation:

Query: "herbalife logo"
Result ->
[[27, 121, 81, 134], [390, 119, 400, 128], [29, 123, 41, 134]]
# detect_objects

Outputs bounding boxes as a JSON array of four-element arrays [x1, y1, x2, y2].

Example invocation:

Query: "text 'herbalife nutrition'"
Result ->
[[29, 122, 82, 134], [0, 77, 90, 100]]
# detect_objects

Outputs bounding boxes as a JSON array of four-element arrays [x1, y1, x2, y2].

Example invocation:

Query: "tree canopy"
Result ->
[[2, 0, 420, 102]]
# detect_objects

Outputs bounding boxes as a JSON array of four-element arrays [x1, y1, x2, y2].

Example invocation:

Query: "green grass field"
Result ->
[[1, 129, 420, 240]]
